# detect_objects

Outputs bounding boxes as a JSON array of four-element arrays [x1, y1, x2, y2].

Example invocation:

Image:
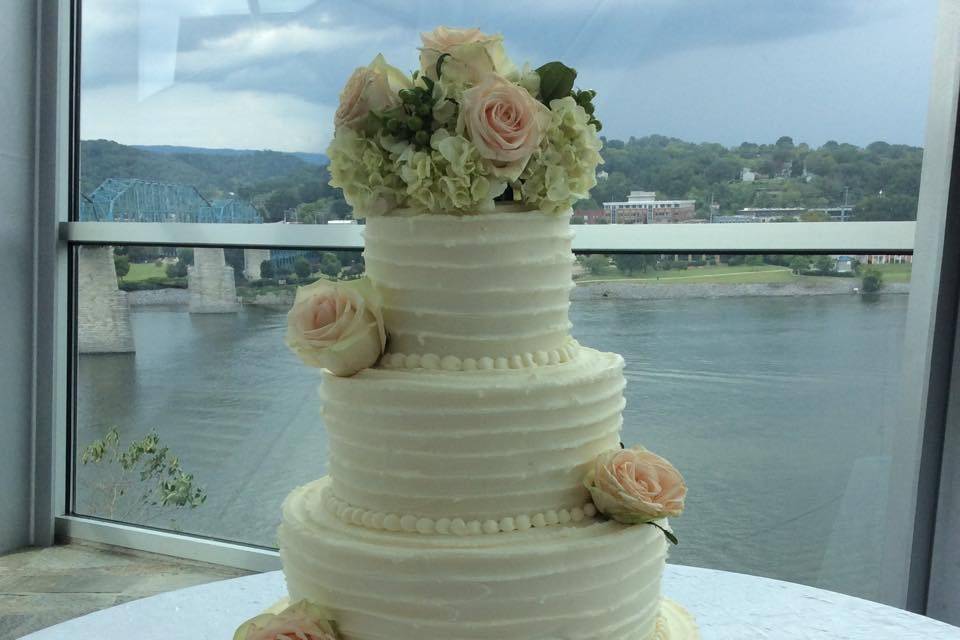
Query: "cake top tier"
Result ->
[[364, 209, 574, 362]]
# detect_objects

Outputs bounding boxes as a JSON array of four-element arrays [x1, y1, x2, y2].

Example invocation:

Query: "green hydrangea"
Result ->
[[392, 129, 506, 213], [519, 96, 604, 214], [327, 127, 404, 217]]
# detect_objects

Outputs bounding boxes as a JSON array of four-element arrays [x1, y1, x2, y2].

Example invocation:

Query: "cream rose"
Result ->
[[419, 26, 516, 85], [335, 53, 412, 130], [285, 277, 386, 376], [233, 599, 339, 640], [457, 73, 549, 181], [584, 446, 687, 525]]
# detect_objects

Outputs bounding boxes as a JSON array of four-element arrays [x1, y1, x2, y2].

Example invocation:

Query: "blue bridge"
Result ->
[[80, 178, 307, 268]]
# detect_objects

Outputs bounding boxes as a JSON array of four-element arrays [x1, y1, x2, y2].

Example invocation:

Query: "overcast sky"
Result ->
[[80, 0, 940, 153]]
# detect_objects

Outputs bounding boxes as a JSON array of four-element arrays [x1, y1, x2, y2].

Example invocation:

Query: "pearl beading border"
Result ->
[[322, 489, 597, 535], [379, 339, 581, 372]]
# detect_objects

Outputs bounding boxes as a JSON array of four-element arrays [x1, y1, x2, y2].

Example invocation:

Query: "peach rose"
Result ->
[[584, 446, 687, 524], [419, 26, 515, 84], [233, 599, 339, 640], [457, 73, 549, 181], [335, 54, 412, 130], [285, 277, 386, 376]]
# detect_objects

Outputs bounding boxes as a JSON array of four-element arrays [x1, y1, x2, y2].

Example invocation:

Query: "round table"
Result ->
[[19, 565, 960, 639]]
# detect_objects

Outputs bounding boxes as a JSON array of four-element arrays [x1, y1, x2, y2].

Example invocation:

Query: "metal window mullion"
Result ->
[[881, 0, 960, 616], [61, 220, 916, 253]]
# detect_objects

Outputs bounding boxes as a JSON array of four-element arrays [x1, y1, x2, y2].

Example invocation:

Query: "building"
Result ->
[[602, 190, 697, 224], [836, 256, 855, 273], [735, 207, 805, 222], [573, 209, 609, 224], [823, 206, 854, 221]]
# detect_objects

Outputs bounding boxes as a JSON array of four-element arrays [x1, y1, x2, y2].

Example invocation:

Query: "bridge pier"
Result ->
[[188, 248, 239, 313], [243, 248, 272, 280], [77, 246, 135, 353]]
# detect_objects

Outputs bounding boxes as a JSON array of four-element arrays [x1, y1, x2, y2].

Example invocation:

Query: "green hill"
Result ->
[[80, 140, 337, 222]]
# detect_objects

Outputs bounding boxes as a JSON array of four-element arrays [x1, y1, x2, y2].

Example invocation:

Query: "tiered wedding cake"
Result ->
[[233, 27, 697, 640]]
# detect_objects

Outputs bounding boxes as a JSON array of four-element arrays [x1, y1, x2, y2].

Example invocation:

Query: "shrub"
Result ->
[[259, 260, 275, 279], [862, 268, 884, 292], [113, 255, 130, 280]]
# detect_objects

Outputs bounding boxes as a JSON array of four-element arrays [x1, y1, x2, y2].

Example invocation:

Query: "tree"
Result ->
[[862, 268, 884, 293], [745, 255, 764, 266], [613, 254, 653, 275], [319, 252, 342, 278], [165, 259, 188, 278], [855, 194, 918, 221], [113, 254, 130, 281], [80, 427, 206, 524], [583, 254, 609, 275], [814, 255, 836, 273], [176, 248, 194, 266], [259, 260, 275, 279], [294, 256, 312, 279], [800, 210, 831, 222], [789, 256, 809, 274]]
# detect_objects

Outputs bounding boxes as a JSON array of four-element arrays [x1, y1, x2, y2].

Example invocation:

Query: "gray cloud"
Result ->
[[80, 0, 937, 151]]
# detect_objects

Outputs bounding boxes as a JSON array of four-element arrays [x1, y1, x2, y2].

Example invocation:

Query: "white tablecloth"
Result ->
[[20, 565, 960, 639]]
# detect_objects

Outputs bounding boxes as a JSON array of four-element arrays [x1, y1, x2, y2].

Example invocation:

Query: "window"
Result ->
[[47, 0, 957, 613]]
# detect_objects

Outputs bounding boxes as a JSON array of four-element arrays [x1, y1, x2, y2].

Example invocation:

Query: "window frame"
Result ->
[[30, 0, 960, 614]]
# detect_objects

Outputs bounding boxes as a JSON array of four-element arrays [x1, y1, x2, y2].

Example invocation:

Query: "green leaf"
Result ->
[[648, 521, 678, 545], [536, 61, 577, 104], [435, 52, 451, 80]]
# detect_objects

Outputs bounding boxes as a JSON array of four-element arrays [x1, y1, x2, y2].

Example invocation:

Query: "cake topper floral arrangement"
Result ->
[[327, 26, 604, 217]]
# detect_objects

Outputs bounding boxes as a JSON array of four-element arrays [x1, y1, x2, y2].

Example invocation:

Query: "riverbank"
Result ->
[[127, 279, 909, 307], [572, 280, 910, 300]]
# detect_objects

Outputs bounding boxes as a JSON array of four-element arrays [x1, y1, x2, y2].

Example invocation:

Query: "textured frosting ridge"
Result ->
[[280, 477, 668, 640], [321, 347, 625, 522], [363, 210, 574, 361]]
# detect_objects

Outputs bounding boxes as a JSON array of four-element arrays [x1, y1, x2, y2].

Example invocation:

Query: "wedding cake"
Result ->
[[233, 27, 698, 640]]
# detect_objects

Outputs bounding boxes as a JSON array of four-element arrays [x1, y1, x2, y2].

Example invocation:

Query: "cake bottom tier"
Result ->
[[280, 477, 683, 640]]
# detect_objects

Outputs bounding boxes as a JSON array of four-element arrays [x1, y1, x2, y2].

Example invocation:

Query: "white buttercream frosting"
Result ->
[[321, 346, 625, 522], [363, 209, 574, 361], [280, 477, 668, 640]]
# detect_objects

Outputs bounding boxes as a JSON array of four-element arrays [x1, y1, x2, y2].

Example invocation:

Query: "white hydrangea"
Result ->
[[519, 96, 604, 214], [391, 129, 507, 213], [327, 127, 404, 217]]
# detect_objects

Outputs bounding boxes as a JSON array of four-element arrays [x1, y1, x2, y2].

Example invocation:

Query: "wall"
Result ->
[[0, 0, 37, 554]]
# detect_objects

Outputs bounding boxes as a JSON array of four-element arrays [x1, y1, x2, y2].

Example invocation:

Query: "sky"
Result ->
[[80, 0, 940, 153]]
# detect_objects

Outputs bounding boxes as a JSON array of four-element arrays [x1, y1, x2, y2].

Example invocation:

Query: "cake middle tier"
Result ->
[[321, 346, 625, 523], [363, 209, 574, 361]]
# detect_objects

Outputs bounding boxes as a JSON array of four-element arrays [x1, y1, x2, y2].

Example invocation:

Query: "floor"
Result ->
[[0, 542, 252, 639]]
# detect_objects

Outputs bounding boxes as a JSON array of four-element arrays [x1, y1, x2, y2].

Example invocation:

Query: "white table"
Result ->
[[20, 565, 960, 639]]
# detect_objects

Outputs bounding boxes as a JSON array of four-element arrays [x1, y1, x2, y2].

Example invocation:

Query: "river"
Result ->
[[76, 292, 908, 602]]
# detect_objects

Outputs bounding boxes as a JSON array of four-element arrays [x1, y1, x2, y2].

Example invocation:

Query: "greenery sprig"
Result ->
[[535, 61, 602, 130]]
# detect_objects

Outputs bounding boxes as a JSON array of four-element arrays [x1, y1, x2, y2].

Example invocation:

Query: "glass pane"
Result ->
[[73, 244, 362, 545], [75, 0, 935, 607], [572, 253, 910, 601], [74, 243, 911, 602], [79, 1, 934, 223]]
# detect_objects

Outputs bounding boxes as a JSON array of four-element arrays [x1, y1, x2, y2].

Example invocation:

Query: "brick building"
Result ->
[[602, 190, 696, 224]]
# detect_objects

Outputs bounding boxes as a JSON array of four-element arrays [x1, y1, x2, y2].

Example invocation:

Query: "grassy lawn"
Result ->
[[870, 262, 912, 283], [577, 264, 797, 285], [123, 262, 168, 282], [576, 261, 913, 286]]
